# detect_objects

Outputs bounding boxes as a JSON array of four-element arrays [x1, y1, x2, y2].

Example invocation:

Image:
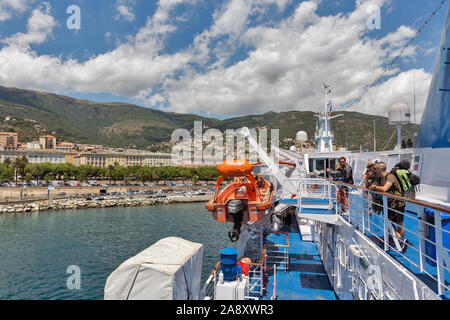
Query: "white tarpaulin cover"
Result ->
[[104, 237, 203, 300]]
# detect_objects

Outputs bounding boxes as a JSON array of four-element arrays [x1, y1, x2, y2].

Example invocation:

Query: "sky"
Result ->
[[0, 0, 448, 122]]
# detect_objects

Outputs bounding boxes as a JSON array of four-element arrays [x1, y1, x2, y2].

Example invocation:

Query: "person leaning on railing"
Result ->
[[333, 164, 347, 214], [364, 164, 382, 214], [337, 157, 353, 214], [368, 166, 409, 252]]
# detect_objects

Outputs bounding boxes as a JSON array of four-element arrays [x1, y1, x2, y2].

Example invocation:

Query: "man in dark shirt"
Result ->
[[336, 157, 353, 214], [339, 157, 354, 184]]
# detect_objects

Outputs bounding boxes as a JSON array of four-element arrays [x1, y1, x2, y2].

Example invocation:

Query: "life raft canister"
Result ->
[[216, 160, 254, 178]]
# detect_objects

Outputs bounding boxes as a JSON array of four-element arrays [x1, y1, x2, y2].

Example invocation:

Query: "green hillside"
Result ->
[[0, 86, 419, 152]]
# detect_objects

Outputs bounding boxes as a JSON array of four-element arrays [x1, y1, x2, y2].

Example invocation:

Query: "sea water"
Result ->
[[0, 202, 233, 299]]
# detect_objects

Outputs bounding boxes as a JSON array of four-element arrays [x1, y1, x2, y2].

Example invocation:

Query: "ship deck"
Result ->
[[261, 223, 337, 300]]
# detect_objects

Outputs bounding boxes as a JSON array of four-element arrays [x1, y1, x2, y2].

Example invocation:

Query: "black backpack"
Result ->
[[391, 167, 420, 199], [408, 172, 420, 186]]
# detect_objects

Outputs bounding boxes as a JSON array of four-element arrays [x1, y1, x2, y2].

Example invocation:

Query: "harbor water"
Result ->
[[0, 202, 232, 300]]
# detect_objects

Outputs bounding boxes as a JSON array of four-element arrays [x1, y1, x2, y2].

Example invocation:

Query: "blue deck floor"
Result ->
[[261, 224, 337, 300]]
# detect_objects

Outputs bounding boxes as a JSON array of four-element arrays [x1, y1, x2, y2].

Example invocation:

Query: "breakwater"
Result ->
[[0, 195, 210, 214]]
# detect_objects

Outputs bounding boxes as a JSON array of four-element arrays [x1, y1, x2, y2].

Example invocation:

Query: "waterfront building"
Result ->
[[39, 135, 57, 150], [0, 132, 18, 149], [0, 150, 73, 164], [72, 151, 174, 168], [56, 142, 75, 152], [26, 141, 42, 150]]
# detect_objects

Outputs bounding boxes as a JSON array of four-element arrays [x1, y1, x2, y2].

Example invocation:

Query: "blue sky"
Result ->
[[0, 0, 448, 121]]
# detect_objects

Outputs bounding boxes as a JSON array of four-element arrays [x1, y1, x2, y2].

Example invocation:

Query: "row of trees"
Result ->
[[0, 157, 219, 185]]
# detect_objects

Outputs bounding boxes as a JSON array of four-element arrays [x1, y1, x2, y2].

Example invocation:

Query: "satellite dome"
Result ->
[[388, 103, 411, 125], [296, 131, 308, 143]]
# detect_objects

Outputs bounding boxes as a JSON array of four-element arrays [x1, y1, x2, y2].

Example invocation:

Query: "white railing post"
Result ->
[[361, 190, 367, 235], [434, 210, 445, 296], [213, 269, 216, 300], [260, 265, 264, 297], [367, 191, 372, 233], [383, 195, 389, 252], [271, 264, 277, 300], [417, 205, 426, 273]]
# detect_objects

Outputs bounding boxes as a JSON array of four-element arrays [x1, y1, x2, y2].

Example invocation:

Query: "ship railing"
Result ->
[[271, 264, 277, 300], [333, 180, 450, 298], [264, 232, 290, 272], [264, 246, 288, 272], [279, 178, 335, 200], [201, 262, 221, 300], [200, 260, 265, 300], [246, 265, 264, 298], [246, 248, 267, 299]]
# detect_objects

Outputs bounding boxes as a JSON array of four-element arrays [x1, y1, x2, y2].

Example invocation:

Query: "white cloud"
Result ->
[[115, 0, 136, 22], [0, 0, 33, 22], [356, 68, 431, 124], [2, 2, 55, 50], [149, 0, 430, 119], [0, 0, 194, 96], [0, 0, 434, 122]]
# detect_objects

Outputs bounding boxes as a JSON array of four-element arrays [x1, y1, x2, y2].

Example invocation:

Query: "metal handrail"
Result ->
[[264, 232, 289, 271], [338, 183, 450, 297], [333, 179, 450, 214], [271, 264, 277, 300], [200, 262, 221, 300]]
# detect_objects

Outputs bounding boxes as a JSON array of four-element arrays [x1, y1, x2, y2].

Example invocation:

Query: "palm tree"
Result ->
[[107, 164, 115, 185], [13, 158, 20, 186], [31, 165, 43, 186], [13, 156, 29, 186], [3, 158, 12, 168], [18, 156, 28, 181]]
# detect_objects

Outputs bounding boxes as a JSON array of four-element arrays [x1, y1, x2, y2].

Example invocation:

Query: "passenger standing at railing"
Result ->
[[340, 157, 354, 214], [334, 165, 346, 214], [339, 157, 354, 185], [360, 161, 373, 186], [369, 166, 409, 252], [364, 165, 381, 214]]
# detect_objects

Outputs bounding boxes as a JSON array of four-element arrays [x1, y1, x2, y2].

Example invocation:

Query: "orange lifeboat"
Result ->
[[206, 160, 274, 241]]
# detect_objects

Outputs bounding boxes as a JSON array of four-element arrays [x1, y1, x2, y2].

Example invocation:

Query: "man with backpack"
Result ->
[[390, 160, 420, 200], [368, 159, 419, 253]]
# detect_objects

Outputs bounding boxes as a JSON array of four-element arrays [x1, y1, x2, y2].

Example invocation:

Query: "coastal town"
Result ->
[[0, 127, 174, 168], [0, 125, 219, 213]]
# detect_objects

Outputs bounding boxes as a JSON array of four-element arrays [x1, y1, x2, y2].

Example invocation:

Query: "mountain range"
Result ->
[[0, 86, 420, 152]]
